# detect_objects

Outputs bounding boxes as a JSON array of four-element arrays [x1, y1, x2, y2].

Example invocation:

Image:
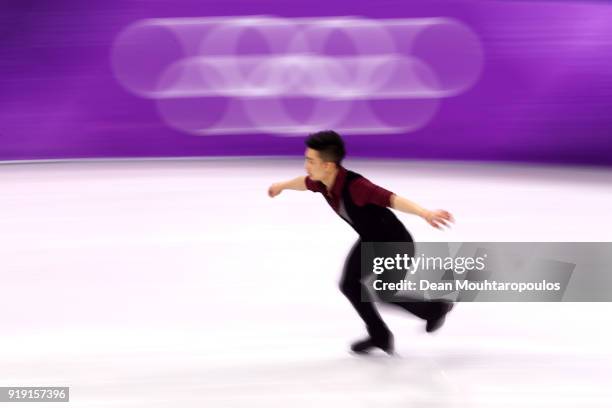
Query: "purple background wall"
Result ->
[[1, 0, 612, 165]]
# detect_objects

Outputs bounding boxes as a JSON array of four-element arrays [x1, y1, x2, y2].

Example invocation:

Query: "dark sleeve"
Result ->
[[349, 177, 394, 207], [305, 176, 324, 193]]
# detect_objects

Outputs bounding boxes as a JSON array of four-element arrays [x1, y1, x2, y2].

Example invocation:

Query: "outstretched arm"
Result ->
[[390, 194, 454, 229], [268, 176, 307, 197]]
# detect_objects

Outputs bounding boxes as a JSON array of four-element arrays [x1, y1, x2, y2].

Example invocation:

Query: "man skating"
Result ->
[[268, 130, 454, 354]]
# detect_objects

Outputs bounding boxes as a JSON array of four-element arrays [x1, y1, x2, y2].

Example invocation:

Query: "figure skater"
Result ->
[[268, 130, 454, 354]]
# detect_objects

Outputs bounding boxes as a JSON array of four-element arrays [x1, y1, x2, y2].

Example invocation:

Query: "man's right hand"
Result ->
[[268, 183, 283, 198]]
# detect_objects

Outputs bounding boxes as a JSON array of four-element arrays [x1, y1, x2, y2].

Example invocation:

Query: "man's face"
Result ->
[[304, 148, 333, 181]]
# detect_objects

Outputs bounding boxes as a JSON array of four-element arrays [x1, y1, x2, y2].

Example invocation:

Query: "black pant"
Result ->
[[339, 238, 445, 342]]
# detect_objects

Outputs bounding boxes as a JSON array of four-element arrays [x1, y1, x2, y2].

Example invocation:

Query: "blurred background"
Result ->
[[1, 0, 611, 165]]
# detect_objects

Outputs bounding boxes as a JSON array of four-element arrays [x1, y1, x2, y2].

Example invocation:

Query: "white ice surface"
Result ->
[[1, 158, 611, 407]]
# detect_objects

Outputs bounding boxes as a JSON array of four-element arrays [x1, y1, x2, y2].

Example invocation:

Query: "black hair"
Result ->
[[305, 130, 346, 165]]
